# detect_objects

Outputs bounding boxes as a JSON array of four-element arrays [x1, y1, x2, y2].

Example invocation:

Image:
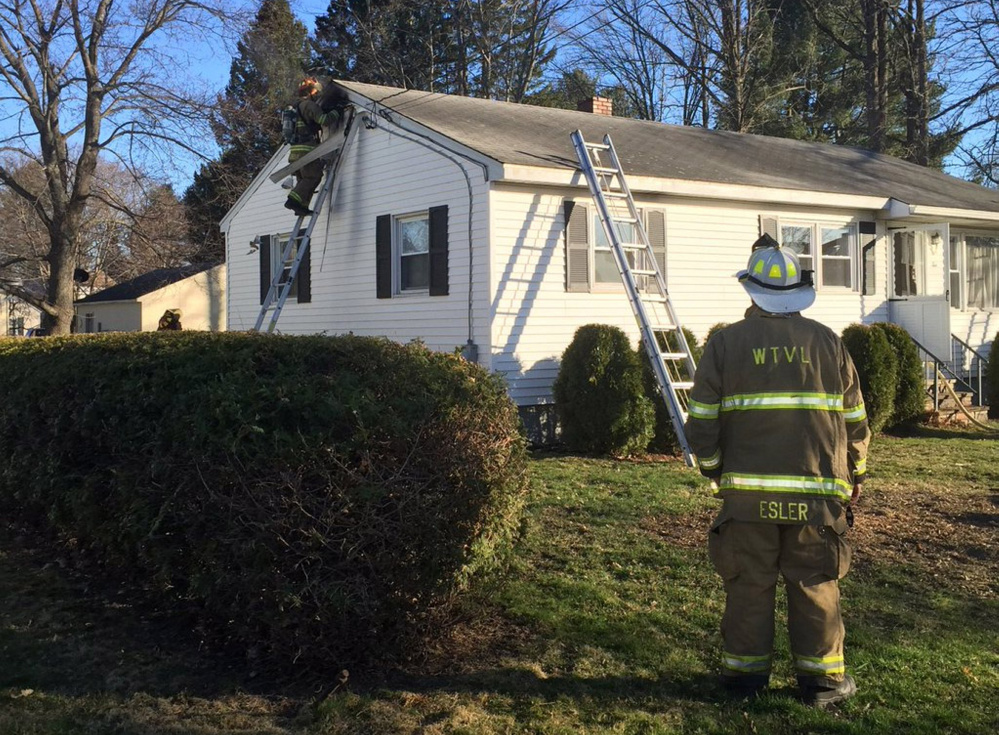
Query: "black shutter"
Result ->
[[564, 200, 590, 292], [259, 235, 271, 304], [646, 210, 667, 280], [376, 215, 392, 298], [296, 228, 311, 303], [860, 221, 877, 296], [429, 205, 449, 296]]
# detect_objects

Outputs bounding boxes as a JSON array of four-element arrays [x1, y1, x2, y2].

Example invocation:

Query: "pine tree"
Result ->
[[184, 0, 309, 262]]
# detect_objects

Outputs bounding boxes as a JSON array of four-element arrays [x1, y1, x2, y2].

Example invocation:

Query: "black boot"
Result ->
[[720, 673, 769, 697], [799, 674, 857, 707], [284, 197, 313, 217]]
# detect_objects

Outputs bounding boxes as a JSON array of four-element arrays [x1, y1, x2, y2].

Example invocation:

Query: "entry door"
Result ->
[[888, 224, 951, 358]]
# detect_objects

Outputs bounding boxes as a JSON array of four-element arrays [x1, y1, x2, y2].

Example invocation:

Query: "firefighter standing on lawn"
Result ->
[[283, 77, 343, 218], [685, 235, 870, 707]]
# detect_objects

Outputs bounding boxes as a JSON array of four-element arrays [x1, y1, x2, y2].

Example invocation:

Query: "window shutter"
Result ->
[[564, 200, 590, 292], [259, 234, 271, 304], [296, 228, 311, 303], [759, 216, 779, 241], [646, 210, 667, 280], [376, 215, 392, 298], [860, 221, 877, 296], [429, 205, 449, 296]]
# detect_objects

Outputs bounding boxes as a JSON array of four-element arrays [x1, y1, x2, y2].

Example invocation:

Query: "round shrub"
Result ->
[[988, 332, 999, 419], [841, 323, 898, 434], [0, 332, 528, 669], [872, 322, 926, 426], [641, 327, 701, 453], [554, 324, 654, 456]]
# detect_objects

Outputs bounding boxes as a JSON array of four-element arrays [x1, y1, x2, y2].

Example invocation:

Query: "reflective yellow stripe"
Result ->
[[854, 457, 867, 474], [688, 400, 720, 419], [699, 450, 721, 470], [794, 654, 845, 675], [843, 403, 867, 422], [723, 652, 771, 673], [721, 392, 844, 412], [719, 473, 852, 501]]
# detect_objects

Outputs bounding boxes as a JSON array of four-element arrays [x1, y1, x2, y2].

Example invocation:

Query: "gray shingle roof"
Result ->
[[76, 264, 214, 304], [339, 81, 999, 214]]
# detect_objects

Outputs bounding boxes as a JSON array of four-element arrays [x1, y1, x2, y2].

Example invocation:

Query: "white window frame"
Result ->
[[948, 233, 963, 309], [590, 209, 649, 292], [953, 230, 999, 312], [394, 211, 431, 294], [271, 232, 298, 301], [777, 218, 860, 292]]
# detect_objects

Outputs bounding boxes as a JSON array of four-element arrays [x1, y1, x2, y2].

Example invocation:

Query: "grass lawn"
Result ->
[[2, 426, 997, 734]]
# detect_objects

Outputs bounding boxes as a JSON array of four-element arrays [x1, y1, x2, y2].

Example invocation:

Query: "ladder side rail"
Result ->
[[262, 166, 340, 333], [254, 213, 307, 331], [571, 131, 694, 466], [257, 112, 359, 333], [602, 135, 698, 383], [571, 131, 696, 463]]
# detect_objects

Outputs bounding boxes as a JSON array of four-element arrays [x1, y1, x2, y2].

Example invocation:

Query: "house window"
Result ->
[[8, 316, 24, 336], [397, 213, 430, 291], [258, 231, 311, 305], [375, 206, 449, 298], [272, 233, 299, 300], [84, 312, 95, 333], [777, 220, 858, 290], [564, 201, 666, 293], [965, 235, 999, 309]]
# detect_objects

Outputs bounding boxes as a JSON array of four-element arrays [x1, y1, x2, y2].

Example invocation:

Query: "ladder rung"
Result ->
[[631, 269, 658, 276], [620, 243, 646, 251], [672, 381, 695, 391], [658, 352, 689, 361], [642, 295, 668, 303], [585, 142, 611, 151], [592, 166, 620, 175], [603, 191, 629, 198]]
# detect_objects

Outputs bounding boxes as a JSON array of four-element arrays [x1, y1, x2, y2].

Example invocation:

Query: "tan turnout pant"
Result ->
[[708, 518, 852, 686]]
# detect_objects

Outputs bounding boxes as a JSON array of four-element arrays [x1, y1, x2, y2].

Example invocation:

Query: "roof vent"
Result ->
[[577, 96, 613, 116]]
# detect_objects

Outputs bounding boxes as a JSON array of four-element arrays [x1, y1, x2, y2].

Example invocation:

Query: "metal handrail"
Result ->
[[909, 336, 978, 411], [951, 333, 990, 406]]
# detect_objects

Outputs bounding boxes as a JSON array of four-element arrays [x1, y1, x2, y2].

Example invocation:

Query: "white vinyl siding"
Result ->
[[225, 122, 490, 360], [492, 187, 877, 405]]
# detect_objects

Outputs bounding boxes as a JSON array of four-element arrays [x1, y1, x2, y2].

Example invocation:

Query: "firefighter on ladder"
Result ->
[[685, 235, 870, 707], [283, 77, 345, 218]]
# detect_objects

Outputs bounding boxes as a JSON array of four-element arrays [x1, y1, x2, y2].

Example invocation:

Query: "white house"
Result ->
[[223, 81, 999, 431], [75, 263, 226, 333]]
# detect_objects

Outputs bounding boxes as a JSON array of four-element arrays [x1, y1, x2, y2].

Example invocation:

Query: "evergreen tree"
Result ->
[[184, 0, 309, 262]]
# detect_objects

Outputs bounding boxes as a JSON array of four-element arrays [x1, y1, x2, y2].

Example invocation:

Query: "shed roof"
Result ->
[[76, 264, 215, 304], [339, 81, 999, 214]]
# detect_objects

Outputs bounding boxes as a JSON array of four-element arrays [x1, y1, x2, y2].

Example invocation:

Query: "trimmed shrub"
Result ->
[[872, 322, 926, 426], [0, 332, 527, 669], [841, 324, 898, 434], [641, 327, 701, 453], [554, 324, 654, 456], [988, 333, 999, 419]]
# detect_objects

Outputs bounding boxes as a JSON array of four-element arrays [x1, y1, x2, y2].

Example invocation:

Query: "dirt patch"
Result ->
[[642, 491, 999, 599]]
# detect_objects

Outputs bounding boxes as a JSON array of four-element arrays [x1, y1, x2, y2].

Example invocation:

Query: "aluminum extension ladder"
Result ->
[[254, 110, 358, 333], [570, 130, 698, 466]]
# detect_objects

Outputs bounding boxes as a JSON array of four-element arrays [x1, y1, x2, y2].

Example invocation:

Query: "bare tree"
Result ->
[[0, 0, 243, 334]]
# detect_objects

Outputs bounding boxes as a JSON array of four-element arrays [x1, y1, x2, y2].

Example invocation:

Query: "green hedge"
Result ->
[[841, 324, 898, 434], [988, 333, 999, 419], [642, 327, 701, 454], [872, 322, 926, 426], [0, 333, 528, 668], [553, 324, 653, 456]]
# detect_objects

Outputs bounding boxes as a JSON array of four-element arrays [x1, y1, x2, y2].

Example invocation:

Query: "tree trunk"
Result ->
[[863, 0, 888, 153]]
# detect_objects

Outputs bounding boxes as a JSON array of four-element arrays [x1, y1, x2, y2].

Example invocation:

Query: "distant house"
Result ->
[[222, 81, 999, 425], [75, 264, 226, 333], [1, 282, 44, 336]]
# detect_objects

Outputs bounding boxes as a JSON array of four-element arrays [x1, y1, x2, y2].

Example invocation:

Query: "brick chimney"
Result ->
[[577, 96, 613, 116]]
